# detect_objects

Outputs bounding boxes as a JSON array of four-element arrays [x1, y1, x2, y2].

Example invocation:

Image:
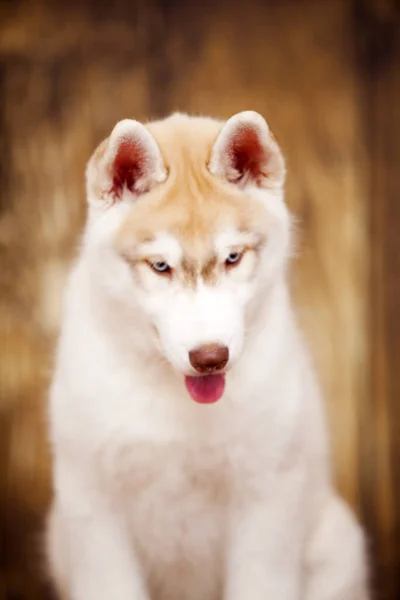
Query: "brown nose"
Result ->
[[189, 344, 229, 374]]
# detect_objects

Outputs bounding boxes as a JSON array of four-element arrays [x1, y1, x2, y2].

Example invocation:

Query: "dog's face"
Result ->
[[84, 112, 290, 401]]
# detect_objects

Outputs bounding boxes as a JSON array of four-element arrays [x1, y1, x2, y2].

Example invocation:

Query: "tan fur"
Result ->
[[113, 114, 268, 286]]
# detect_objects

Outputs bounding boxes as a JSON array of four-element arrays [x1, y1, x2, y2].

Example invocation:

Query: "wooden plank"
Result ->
[[351, 1, 400, 598]]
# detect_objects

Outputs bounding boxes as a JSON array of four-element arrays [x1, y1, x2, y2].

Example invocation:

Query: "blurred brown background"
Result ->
[[0, 0, 399, 598]]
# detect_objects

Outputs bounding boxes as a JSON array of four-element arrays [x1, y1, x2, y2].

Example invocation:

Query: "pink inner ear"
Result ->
[[229, 126, 267, 182], [111, 140, 145, 198]]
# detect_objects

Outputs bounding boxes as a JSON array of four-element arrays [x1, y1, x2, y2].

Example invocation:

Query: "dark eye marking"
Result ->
[[201, 256, 218, 283]]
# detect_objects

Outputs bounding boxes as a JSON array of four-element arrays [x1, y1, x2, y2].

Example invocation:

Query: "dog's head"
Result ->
[[84, 112, 290, 402]]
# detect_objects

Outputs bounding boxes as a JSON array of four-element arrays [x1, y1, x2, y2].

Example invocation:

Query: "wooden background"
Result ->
[[0, 0, 399, 598]]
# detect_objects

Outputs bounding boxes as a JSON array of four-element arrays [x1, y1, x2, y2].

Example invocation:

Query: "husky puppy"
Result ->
[[46, 112, 369, 600]]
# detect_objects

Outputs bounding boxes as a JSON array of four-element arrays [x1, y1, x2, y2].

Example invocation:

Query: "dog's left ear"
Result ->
[[208, 111, 285, 189]]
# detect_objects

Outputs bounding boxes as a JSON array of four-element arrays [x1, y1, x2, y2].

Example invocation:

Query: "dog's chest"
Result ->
[[112, 440, 233, 600]]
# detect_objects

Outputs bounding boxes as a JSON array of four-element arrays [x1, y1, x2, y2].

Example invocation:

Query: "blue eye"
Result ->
[[150, 261, 171, 274], [225, 252, 242, 266]]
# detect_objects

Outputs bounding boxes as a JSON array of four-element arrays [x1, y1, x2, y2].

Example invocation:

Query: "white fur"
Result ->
[[46, 113, 369, 600]]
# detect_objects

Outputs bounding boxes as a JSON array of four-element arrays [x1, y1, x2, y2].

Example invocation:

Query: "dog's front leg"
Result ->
[[304, 494, 369, 600], [224, 497, 302, 600], [47, 462, 149, 600]]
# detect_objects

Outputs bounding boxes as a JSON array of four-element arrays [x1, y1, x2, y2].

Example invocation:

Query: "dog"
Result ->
[[46, 111, 369, 600]]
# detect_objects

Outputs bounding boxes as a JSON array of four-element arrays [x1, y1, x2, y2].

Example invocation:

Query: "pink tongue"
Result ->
[[184, 374, 225, 404]]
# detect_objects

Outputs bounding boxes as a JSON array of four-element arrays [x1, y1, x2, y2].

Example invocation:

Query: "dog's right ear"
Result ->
[[86, 119, 167, 208], [209, 111, 285, 190]]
